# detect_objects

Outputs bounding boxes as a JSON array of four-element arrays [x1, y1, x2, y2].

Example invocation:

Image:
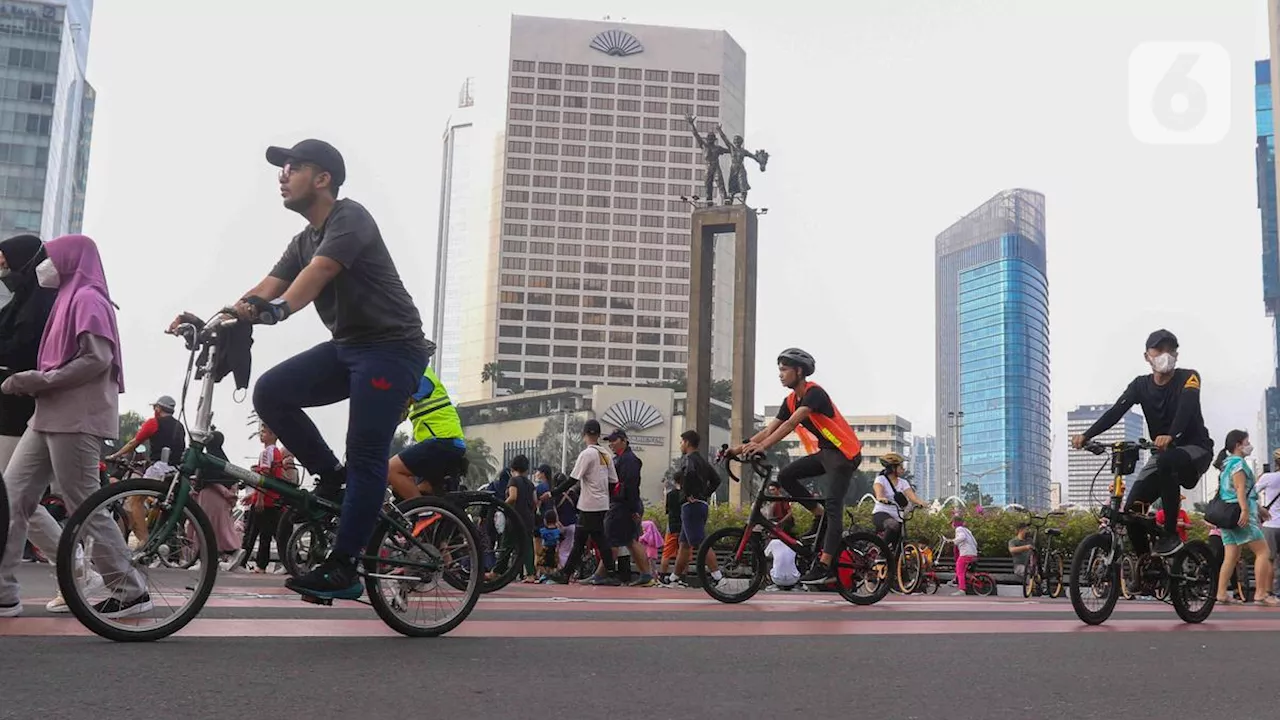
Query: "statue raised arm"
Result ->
[[716, 123, 768, 206]]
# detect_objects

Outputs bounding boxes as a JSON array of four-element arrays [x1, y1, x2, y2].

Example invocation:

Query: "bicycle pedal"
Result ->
[[299, 593, 333, 606]]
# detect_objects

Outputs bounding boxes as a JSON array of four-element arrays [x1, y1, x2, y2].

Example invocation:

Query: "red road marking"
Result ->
[[5, 617, 1280, 638]]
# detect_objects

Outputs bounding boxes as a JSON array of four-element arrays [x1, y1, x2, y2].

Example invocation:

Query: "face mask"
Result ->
[[1243, 443, 1254, 457], [1149, 352, 1176, 374], [34, 258, 59, 288], [0, 267, 9, 279]]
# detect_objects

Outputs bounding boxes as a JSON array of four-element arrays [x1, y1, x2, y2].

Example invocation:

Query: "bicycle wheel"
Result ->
[[1069, 533, 1121, 626], [697, 527, 765, 603], [1046, 552, 1065, 599], [454, 493, 528, 593], [283, 520, 331, 578], [1022, 554, 1040, 598], [56, 478, 218, 642], [1170, 540, 1215, 623], [365, 495, 481, 637], [1118, 552, 1138, 600], [835, 531, 893, 605], [970, 572, 998, 596], [896, 543, 924, 594]]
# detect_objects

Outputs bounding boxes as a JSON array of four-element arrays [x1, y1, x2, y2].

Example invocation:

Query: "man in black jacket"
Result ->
[[1072, 329, 1213, 556], [605, 430, 656, 586], [664, 430, 722, 586]]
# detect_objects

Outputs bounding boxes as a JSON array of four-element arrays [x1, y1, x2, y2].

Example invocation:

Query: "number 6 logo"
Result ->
[[1129, 42, 1230, 145]]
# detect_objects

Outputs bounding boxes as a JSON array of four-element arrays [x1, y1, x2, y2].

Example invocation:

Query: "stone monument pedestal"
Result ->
[[687, 204, 758, 508]]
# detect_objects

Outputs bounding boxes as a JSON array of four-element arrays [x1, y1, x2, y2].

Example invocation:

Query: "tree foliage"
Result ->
[[118, 411, 144, 444], [464, 437, 498, 489], [961, 482, 994, 507], [644, 371, 733, 403], [535, 414, 586, 472], [389, 430, 412, 457]]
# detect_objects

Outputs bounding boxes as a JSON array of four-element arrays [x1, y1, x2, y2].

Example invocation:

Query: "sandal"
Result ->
[[1215, 596, 1237, 605], [1259, 594, 1280, 607]]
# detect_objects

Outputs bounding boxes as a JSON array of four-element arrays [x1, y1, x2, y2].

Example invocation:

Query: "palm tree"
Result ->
[[389, 430, 412, 456], [464, 437, 499, 489], [481, 362, 504, 396]]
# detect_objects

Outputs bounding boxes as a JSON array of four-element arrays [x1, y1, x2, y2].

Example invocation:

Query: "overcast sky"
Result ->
[[81, 0, 1270, 477]]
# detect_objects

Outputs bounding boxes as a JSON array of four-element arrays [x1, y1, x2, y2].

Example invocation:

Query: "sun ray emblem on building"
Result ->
[[601, 399, 664, 431], [589, 30, 643, 57]]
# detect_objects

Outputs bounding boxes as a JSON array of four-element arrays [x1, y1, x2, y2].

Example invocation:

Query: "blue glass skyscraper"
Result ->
[[935, 189, 1051, 508], [1255, 59, 1280, 458]]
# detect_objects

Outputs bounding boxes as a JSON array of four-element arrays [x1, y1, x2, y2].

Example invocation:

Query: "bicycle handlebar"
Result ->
[[1081, 438, 1155, 456], [716, 444, 772, 483]]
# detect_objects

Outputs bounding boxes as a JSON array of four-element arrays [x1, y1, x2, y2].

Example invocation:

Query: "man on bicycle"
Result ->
[[1071, 329, 1213, 556], [387, 365, 467, 500], [731, 348, 862, 586], [219, 139, 430, 601]]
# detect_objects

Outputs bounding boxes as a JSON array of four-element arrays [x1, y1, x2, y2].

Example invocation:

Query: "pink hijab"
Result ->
[[37, 235, 124, 392]]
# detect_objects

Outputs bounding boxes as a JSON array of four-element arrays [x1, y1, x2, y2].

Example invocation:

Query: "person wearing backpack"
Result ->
[[663, 430, 722, 587], [546, 420, 620, 585]]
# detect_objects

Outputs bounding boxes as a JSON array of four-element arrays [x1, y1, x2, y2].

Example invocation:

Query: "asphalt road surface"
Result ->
[[2, 564, 1275, 720]]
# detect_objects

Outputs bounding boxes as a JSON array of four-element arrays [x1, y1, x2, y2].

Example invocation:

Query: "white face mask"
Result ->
[[34, 258, 59, 288], [1243, 443, 1254, 457], [1149, 352, 1176, 374]]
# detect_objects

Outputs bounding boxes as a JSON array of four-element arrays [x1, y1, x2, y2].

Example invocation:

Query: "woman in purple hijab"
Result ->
[[0, 235, 148, 619]]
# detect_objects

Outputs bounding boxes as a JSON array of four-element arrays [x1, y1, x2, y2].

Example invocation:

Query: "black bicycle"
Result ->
[[1021, 510, 1067, 599], [696, 448, 891, 605], [1068, 439, 1215, 625]]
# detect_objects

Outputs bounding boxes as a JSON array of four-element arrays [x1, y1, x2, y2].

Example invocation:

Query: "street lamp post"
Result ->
[[959, 462, 1011, 504], [947, 411, 965, 499]]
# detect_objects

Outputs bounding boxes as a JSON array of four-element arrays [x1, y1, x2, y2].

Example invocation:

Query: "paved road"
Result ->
[[1, 563, 1275, 720]]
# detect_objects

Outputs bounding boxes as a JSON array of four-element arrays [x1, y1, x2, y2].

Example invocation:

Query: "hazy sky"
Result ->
[[80, 0, 1270, 477]]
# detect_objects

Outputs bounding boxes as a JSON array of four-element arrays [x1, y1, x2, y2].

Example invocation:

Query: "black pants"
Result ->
[[561, 511, 614, 577], [252, 507, 282, 570], [777, 450, 861, 557], [1125, 447, 1208, 553], [1209, 534, 1224, 579], [238, 508, 259, 564]]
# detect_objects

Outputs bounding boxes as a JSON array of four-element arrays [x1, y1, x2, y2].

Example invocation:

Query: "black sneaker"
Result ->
[[1155, 535, 1184, 557], [544, 571, 570, 585], [313, 466, 347, 503], [92, 593, 153, 619], [799, 562, 835, 586], [285, 554, 363, 600]]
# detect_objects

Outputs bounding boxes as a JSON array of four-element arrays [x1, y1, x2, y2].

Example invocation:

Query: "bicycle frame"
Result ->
[[722, 452, 832, 564], [144, 314, 430, 573]]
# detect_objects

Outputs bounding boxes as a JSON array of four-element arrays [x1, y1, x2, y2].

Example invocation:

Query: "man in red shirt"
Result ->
[[107, 396, 187, 546], [1155, 495, 1190, 543]]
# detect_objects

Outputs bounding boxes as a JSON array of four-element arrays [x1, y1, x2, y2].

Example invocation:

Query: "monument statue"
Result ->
[[717, 125, 768, 206], [685, 114, 728, 207]]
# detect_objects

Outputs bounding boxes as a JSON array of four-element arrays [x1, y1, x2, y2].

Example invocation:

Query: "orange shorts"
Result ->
[[662, 531, 680, 562]]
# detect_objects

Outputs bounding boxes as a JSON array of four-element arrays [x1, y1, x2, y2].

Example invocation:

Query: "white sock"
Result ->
[[711, 570, 723, 581]]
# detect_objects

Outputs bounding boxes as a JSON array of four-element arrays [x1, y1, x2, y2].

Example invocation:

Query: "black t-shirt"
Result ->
[[270, 199, 427, 348], [1085, 368, 1212, 450], [776, 385, 838, 451], [508, 474, 537, 534]]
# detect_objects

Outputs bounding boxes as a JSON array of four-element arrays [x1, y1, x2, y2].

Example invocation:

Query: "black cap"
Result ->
[[1145, 329, 1179, 351], [583, 419, 602, 436], [605, 429, 628, 442], [266, 139, 346, 188]]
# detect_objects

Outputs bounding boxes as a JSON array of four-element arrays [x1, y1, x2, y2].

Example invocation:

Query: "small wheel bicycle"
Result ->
[[1068, 439, 1215, 625], [55, 310, 484, 642], [697, 448, 891, 605], [1021, 510, 1067, 599]]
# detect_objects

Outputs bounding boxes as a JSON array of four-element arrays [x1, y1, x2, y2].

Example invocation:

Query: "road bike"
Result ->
[[54, 310, 483, 641], [1067, 439, 1215, 625], [696, 448, 891, 605], [1021, 510, 1067, 599]]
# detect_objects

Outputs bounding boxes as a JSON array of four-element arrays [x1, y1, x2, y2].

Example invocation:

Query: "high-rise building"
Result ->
[[1066, 404, 1145, 507], [1257, 57, 1280, 459], [849, 414, 911, 479], [452, 15, 746, 402], [935, 189, 1051, 508], [910, 434, 938, 500], [0, 0, 94, 306]]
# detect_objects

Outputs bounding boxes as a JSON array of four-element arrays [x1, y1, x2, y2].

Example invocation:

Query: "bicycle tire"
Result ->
[[454, 492, 529, 593], [365, 495, 482, 637], [835, 531, 893, 606], [1170, 540, 1215, 623], [1022, 553, 1040, 598], [1046, 552, 1065, 599], [1118, 552, 1138, 600], [275, 505, 300, 565], [56, 478, 218, 642], [697, 527, 765, 603], [283, 520, 330, 577], [896, 543, 924, 594], [1069, 533, 1121, 625], [971, 572, 998, 596]]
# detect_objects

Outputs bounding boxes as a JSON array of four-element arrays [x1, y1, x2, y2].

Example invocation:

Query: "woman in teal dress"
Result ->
[[1214, 429, 1278, 605]]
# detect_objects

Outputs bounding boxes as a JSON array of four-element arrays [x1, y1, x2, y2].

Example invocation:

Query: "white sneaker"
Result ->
[[46, 592, 68, 613], [128, 536, 143, 551], [0, 603, 22, 618]]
